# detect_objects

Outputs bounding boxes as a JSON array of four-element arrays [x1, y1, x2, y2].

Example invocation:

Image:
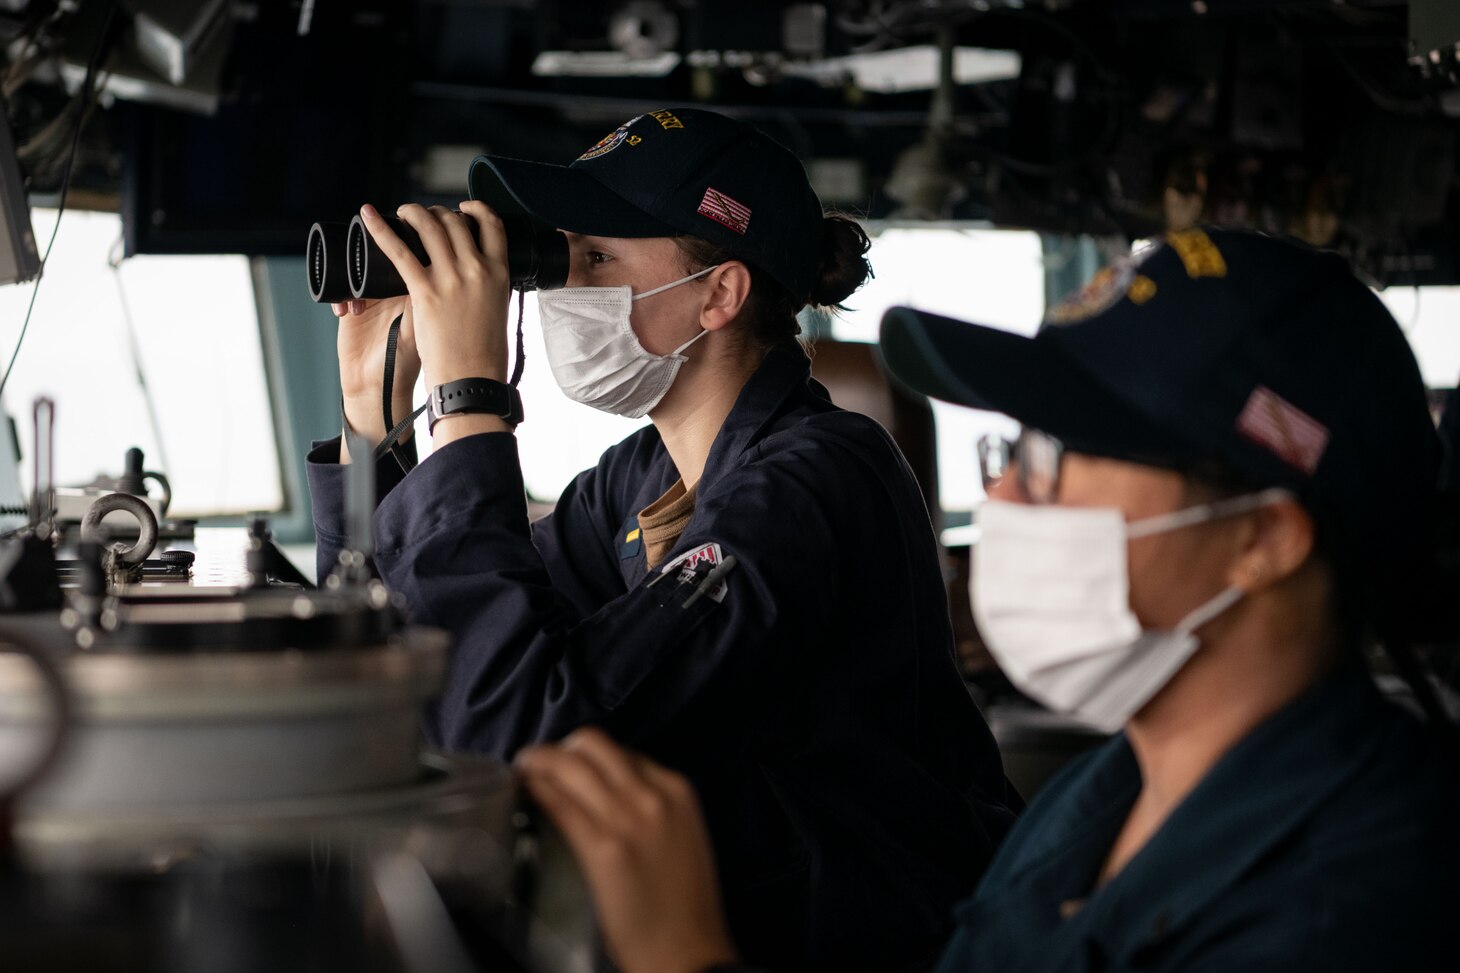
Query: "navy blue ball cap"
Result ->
[[881, 306, 1199, 469], [469, 108, 825, 301], [881, 227, 1441, 570]]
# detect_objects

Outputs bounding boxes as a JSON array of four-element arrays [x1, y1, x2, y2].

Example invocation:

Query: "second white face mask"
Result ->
[[535, 266, 717, 419], [971, 489, 1288, 733]]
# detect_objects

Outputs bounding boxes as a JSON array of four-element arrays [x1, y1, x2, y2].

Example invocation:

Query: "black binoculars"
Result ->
[[307, 210, 570, 302]]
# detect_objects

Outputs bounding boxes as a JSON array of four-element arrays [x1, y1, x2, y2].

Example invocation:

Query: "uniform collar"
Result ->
[[1001, 666, 1389, 959], [695, 342, 827, 493]]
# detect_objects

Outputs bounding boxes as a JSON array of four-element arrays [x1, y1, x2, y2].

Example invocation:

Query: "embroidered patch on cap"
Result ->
[[659, 542, 730, 603], [578, 116, 642, 161], [1046, 261, 1136, 326], [1236, 385, 1330, 474], [1166, 229, 1228, 279], [697, 187, 752, 235]]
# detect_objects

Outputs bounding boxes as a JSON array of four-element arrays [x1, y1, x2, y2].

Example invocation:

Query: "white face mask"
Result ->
[[535, 266, 718, 418], [971, 488, 1290, 733]]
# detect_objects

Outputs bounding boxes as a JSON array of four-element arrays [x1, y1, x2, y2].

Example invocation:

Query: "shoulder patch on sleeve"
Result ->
[[659, 542, 730, 603]]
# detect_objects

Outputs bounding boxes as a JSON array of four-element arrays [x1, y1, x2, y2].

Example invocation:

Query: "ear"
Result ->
[[1226, 497, 1316, 594], [698, 261, 753, 333]]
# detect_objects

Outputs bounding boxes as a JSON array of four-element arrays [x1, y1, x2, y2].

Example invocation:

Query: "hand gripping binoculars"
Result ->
[[306, 210, 570, 302]]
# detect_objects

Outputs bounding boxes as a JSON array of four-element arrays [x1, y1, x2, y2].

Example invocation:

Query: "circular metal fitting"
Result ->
[[80, 493, 159, 566]]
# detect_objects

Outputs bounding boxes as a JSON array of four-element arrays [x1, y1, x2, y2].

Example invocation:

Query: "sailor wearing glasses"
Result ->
[[513, 227, 1459, 973]]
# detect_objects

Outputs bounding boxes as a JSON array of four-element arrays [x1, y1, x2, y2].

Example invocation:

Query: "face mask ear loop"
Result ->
[[1175, 585, 1245, 637], [632, 264, 721, 301], [1126, 487, 1295, 539], [670, 327, 710, 357]]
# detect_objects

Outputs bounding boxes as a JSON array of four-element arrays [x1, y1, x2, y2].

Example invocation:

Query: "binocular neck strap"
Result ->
[[375, 313, 422, 472], [508, 290, 526, 387], [370, 292, 529, 471]]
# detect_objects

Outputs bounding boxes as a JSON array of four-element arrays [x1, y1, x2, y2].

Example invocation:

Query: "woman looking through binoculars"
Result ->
[[307, 107, 1018, 972]]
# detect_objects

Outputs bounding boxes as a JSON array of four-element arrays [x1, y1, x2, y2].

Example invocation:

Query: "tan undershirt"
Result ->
[[638, 478, 698, 571]]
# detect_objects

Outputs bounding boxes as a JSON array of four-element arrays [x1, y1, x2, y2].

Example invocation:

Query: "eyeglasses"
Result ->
[[978, 429, 1066, 504]]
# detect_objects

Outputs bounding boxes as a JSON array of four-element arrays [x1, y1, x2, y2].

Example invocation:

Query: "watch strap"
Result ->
[[427, 378, 524, 432]]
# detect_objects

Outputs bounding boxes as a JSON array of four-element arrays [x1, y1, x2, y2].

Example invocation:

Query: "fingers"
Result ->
[[431, 204, 480, 259], [359, 204, 430, 294], [518, 730, 736, 973], [517, 738, 630, 824], [392, 202, 511, 295], [518, 729, 702, 838], [521, 765, 605, 860], [332, 297, 396, 321], [459, 200, 509, 274], [363, 202, 509, 292], [635, 752, 699, 806], [396, 202, 459, 266], [559, 726, 644, 790], [517, 733, 686, 881]]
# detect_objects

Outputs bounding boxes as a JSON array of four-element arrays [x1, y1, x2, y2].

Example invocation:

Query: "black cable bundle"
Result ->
[[0, 0, 121, 399]]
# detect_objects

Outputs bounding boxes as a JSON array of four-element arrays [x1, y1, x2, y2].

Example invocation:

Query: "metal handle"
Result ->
[[80, 492, 159, 567], [142, 469, 171, 517], [30, 398, 55, 537]]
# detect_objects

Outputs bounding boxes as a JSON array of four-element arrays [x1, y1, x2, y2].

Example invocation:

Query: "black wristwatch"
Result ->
[[426, 378, 524, 432]]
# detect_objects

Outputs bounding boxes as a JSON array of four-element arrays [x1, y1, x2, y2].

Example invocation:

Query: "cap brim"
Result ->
[[880, 306, 1199, 465], [469, 156, 678, 237]]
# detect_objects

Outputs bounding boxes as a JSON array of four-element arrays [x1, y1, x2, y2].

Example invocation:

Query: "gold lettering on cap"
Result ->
[[649, 109, 684, 130]]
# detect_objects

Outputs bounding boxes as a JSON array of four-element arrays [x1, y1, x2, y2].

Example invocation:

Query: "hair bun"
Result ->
[[808, 214, 873, 308]]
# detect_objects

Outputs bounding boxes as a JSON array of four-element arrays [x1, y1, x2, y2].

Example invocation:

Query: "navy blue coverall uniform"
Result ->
[[934, 666, 1460, 972], [309, 344, 1019, 972]]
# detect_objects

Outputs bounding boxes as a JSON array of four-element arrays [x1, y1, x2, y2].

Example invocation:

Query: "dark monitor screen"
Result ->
[[121, 10, 407, 257]]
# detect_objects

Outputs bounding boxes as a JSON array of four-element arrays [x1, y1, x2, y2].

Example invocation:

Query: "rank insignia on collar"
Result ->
[[619, 519, 644, 559]]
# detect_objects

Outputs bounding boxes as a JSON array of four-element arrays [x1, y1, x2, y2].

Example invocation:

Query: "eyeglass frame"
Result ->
[[978, 428, 1282, 508], [977, 429, 1066, 505]]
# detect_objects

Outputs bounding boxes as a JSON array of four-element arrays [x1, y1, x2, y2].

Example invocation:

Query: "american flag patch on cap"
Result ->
[[1236, 385, 1330, 474], [698, 187, 751, 234]]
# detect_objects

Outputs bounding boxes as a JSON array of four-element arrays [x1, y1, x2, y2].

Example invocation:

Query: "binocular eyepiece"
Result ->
[[307, 210, 570, 303]]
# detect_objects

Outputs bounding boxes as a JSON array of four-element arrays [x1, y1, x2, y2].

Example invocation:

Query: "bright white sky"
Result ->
[[1376, 285, 1460, 388], [826, 227, 1043, 510], [0, 208, 280, 517]]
